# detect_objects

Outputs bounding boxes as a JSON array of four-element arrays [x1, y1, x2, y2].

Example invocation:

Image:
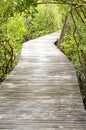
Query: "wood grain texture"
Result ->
[[0, 32, 86, 130]]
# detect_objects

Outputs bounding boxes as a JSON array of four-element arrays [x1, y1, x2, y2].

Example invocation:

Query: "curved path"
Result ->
[[0, 32, 86, 129]]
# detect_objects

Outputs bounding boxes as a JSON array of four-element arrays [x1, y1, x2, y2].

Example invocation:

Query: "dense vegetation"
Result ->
[[58, 3, 86, 108], [0, 0, 61, 82], [0, 0, 86, 107]]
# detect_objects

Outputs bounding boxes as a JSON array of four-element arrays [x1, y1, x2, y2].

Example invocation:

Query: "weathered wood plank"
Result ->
[[0, 32, 86, 129]]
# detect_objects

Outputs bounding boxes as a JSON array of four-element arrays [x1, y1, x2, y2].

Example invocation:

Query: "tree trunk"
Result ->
[[57, 15, 71, 47]]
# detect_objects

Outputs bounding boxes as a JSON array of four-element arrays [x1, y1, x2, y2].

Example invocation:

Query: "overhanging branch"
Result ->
[[33, 1, 86, 6]]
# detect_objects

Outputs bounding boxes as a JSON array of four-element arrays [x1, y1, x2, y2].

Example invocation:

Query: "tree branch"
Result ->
[[33, 1, 86, 6]]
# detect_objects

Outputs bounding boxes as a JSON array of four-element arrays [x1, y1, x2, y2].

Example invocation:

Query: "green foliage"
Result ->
[[1, 1, 62, 82], [0, 39, 15, 81], [7, 14, 26, 43], [24, 4, 61, 40], [61, 33, 86, 99], [0, 13, 25, 82], [60, 5, 86, 104], [0, 0, 38, 82]]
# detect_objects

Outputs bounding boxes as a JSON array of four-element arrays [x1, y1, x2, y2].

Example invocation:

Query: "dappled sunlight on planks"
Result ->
[[0, 32, 86, 130]]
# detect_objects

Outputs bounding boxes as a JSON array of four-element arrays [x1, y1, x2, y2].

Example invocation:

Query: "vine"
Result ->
[[59, 1, 86, 107]]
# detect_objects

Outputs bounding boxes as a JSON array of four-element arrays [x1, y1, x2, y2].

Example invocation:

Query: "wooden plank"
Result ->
[[0, 32, 86, 130]]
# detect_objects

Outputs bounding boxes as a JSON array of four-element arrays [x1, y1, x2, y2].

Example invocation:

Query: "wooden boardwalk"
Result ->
[[0, 32, 86, 130]]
